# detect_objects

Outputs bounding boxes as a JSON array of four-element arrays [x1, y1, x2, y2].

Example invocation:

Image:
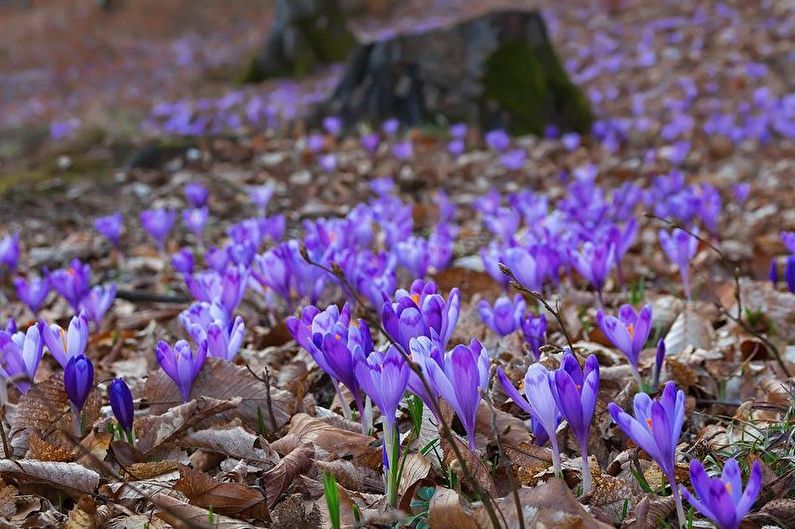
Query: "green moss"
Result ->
[[482, 39, 593, 135]]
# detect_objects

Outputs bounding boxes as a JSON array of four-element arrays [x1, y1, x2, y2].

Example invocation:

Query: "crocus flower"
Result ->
[[139, 209, 176, 251], [596, 304, 652, 385], [287, 303, 372, 421], [497, 364, 562, 474], [500, 149, 525, 171], [680, 458, 762, 529], [503, 246, 543, 291], [382, 118, 399, 135], [781, 231, 795, 254], [185, 265, 248, 316], [608, 381, 686, 526], [64, 354, 94, 412], [319, 153, 337, 172], [185, 182, 209, 208], [392, 140, 413, 160], [382, 280, 461, 352], [785, 256, 795, 293], [0, 233, 19, 273], [520, 313, 547, 360], [4, 318, 16, 334], [180, 301, 228, 342], [79, 284, 116, 325], [49, 259, 91, 311], [569, 241, 616, 305], [361, 132, 380, 153], [323, 116, 342, 136], [171, 247, 195, 275], [109, 377, 134, 440], [94, 213, 123, 247], [732, 183, 750, 206], [652, 338, 666, 390], [426, 341, 488, 450], [155, 339, 207, 402], [552, 351, 600, 493], [0, 323, 43, 393], [182, 207, 209, 238], [448, 138, 465, 156], [478, 295, 526, 337], [206, 316, 245, 361], [248, 184, 275, 216], [562, 132, 581, 151], [485, 129, 510, 152], [769, 259, 779, 285], [395, 236, 430, 278], [483, 207, 520, 243], [14, 275, 50, 313], [40, 312, 89, 368], [659, 228, 699, 300], [252, 244, 293, 305]]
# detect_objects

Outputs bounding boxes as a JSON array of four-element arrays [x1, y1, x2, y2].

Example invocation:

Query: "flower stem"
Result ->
[[70, 404, 83, 438], [580, 443, 592, 494], [670, 478, 686, 528], [550, 437, 562, 478], [384, 425, 400, 507], [333, 382, 352, 421]]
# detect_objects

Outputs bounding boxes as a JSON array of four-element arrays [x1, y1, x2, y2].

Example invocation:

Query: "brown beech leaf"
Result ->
[[398, 452, 431, 497], [271, 413, 381, 466], [590, 473, 637, 525], [0, 459, 99, 495], [153, 493, 257, 529], [64, 495, 98, 529], [663, 307, 714, 355], [0, 478, 17, 518], [441, 435, 497, 497], [475, 479, 613, 529], [135, 397, 241, 454], [174, 466, 269, 520], [746, 498, 795, 528], [738, 279, 795, 342], [428, 487, 479, 529], [261, 441, 315, 507], [313, 460, 384, 493], [125, 461, 180, 480], [107, 514, 170, 529], [623, 493, 675, 529], [181, 425, 279, 469], [146, 358, 297, 433], [10, 374, 101, 442], [27, 431, 77, 462]]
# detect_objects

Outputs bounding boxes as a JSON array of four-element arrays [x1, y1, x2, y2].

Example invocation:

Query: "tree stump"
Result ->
[[323, 9, 593, 135]]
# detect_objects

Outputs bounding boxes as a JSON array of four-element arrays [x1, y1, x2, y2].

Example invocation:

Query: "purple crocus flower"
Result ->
[[171, 247, 195, 275], [0, 323, 43, 393], [49, 259, 91, 311], [287, 303, 372, 421], [0, 233, 20, 273], [781, 231, 795, 254], [570, 241, 616, 304], [595, 304, 652, 386], [448, 138, 465, 156], [206, 316, 245, 361], [139, 209, 176, 251], [485, 129, 510, 152], [252, 244, 293, 305], [94, 213, 123, 247], [392, 140, 413, 160], [652, 338, 666, 390], [503, 246, 543, 292], [732, 183, 750, 206], [478, 294, 526, 337], [608, 381, 686, 526], [14, 275, 51, 313], [361, 132, 380, 153], [699, 183, 722, 235], [483, 207, 520, 243], [64, 354, 94, 412], [79, 284, 116, 325], [155, 339, 207, 402], [561, 132, 581, 151], [659, 228, 699, 300], [109, 377, 134, 439], [382, 280, 461, 352], [552, 351, 600, 493], [323, 116, 343, 136], [382, 118, 399, 135], [481, 242, 510, 289], [680, 458, 762, 529], [185, 182, 209, 208], [426, 341, 488, 450], [785, 256, 795, 294], [500, 149, 525, 171], [248, 184, 275, 216], [395, 236, 430, 278], [184, 265, 248, 316], [497, 364, 562, 475], [182, 207, 209, 238], [40, 312, 89, 369], [520, 313, 546, 360], [354, 345, 408, 449], [306, 133, 325, 153]]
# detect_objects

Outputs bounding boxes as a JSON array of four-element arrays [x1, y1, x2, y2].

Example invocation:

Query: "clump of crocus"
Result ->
[[171, 247, 195, 275], [659, 228, 699, 300], [570, 241, 616, 306], [381, 280, 461, 353], [424, 339, 489, 450], [521, 313, 547, 360], [50, 259, 91, 311], [139, 208, 176, 252], [248, 184, 275, 216], [608, 381, 686, 527], [94, 213, 123, 248], [478, 294, 526, 337], [184, 182, 209, 208], [596, 304, 652, 388], [80, 284, 116, 326], [353, 346, 409, 507], [395, 236, 430, 278], [0, 323, 43, 393], [680, 458, 761, 529], [109, 378, 134, 444], [155, 340, 207, 402], [498, 364, 562, 476], [64, 354, 94, 437], [552, 351, 600, 493], [184, 265, 248, 317], [181, 302, 245, 362], [183, 207, 209, 241], [287, 303, 372, 424], [485, 129, 510, 152], [14, 274, 51, 314], [40, 312, 89, 368], [0, 233, 20, 275]]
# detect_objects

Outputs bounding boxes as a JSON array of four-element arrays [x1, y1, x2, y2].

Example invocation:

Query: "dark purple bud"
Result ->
[[769, 259, 778, 285], [64, 355, 94, 411], [184, 182, 209, 208], [108, 378, 134, 434]]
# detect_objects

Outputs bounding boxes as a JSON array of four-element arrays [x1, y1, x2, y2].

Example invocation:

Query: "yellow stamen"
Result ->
[[411, 293, 420, 305], [334, 334, 342, 341], [627, 323, 635, 338], [725, 483, 732, 494], [645, 417, 652, 430]]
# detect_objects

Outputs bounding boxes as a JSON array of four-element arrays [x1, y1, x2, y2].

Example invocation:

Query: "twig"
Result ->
[[244, 363, 278, 436], [116, 289, 190, 304], [499, 263, 575, 351], [647, 214, 791, 377], [486, 395, 525, 529]]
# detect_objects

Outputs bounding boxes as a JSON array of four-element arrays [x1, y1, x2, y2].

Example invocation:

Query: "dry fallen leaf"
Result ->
[[428, 487, 479, 529], [260, 441, 315, 507], [0, 459, 100, 496], [153, 493, 258, 529], [174, 465, 270, 520], [664, 307, 715, 355], [181, 424, 279, 469]]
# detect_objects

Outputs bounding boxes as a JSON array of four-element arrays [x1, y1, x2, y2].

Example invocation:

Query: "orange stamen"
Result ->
[[645, 417, 652, 430], [627, 323, 635, 338], [411, 293, 420, 305]]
